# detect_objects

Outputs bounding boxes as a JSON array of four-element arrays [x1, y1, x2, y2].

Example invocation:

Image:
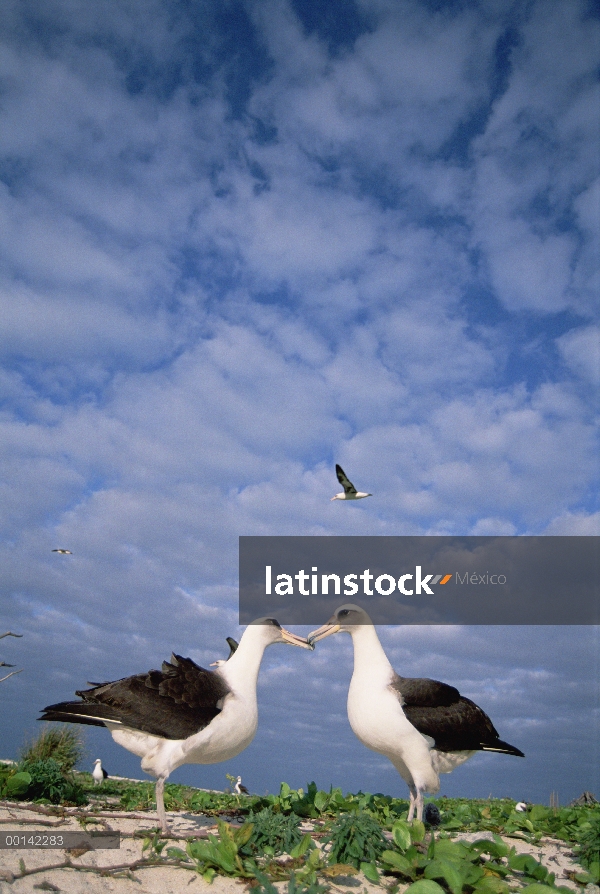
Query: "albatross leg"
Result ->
[[407, 787, 416, 822], [155, 777, 169, 835], [414, 789, 424, 822]]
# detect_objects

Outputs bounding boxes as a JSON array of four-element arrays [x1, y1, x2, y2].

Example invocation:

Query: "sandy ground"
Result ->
[[0, 801, 596, 894]]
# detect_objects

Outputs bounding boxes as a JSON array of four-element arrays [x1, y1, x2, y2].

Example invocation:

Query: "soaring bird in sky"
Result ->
[[331, 464, 372, 501], [309, 605, 523, 822], [52, 549, 72, 554]]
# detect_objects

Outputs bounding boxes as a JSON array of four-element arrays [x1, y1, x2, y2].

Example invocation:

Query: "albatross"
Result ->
[[331, 465, 372, 501], [92, 758, 108, 785], [40, 619, 311, 833], [235, 775, 249, 795], [309, 605, 524, 822]]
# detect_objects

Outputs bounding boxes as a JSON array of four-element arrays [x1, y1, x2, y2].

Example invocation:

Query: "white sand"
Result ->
[[0, 801, 593, 894]]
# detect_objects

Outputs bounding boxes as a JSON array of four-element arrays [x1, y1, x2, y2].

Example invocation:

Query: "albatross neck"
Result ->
[[218, 628, 269, 692], [349, 623, 393, 681]]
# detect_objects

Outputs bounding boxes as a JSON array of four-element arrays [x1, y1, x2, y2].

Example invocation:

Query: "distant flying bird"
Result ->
[[92, 758, 109, 785], [234, 775, 249, 795], [309, 605, 524, 822], [40, 619, 312, 834], [52, 549, 72, 554], [210, 637, 239, 667], [331, 464, 372, 501]]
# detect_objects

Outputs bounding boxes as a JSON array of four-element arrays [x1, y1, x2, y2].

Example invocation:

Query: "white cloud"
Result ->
[[557, 326, 600, 386]]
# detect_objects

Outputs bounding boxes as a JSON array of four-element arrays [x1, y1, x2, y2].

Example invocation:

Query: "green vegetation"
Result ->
[[1, 764, 599, 889], [20, 724, 85, 772], [322, 809, 388, 881], [241, 807, 306, 856]]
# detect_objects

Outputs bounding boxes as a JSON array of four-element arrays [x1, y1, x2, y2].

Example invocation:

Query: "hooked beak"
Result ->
[[308, 618, 340, 645], [280, 627, 314, 650]]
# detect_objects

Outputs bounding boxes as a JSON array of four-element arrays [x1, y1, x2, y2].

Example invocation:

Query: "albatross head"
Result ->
[[308, 604, 373, 643]]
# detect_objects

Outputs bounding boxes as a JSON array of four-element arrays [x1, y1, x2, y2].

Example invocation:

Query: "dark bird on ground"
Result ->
[[424, 803, 441, 826], [40, 619, 312, 833], [309, 605, 524, 822]]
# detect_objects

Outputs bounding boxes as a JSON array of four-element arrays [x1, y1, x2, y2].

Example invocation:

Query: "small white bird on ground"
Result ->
[[92, 759, 108, 785], [41, 619, 312, 834], [235, 775, 249, 795], [331, 464, 372, 501], [515, 801, 529, 812], [309, 605, 524, 822]]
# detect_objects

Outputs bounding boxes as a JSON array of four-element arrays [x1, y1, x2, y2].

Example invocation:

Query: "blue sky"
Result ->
[[1, 0, 598, 805]]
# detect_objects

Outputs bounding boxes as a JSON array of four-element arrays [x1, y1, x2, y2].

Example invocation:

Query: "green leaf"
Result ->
[[508, 853, 540, 873], [433, 838, 470, 863], [519, 885, 558, 894], [361, 861, 380, 883], [166, 847, 188, 860], [410, 821, 426, 843], [529, 806, 550, 822], [6, 771, 32, 797], [233, 822, 254, 848], [381, 849, 413, 874], [314, 791, 329, 813], [424, 858, 465, 894], [392, 820, 412, 851], [290, 833, 313, 858], [473, 877, 510, 894], [469, 838, 509, 860], [404, 880, 447, 894]]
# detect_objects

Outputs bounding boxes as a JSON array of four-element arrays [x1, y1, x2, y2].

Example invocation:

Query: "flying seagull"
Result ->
[[92, 758, 109, 785], [52, 549, 72, 555], [234, 775, 249, 795], [309, 605, 524, 822], [40, 619, 312, 833], [210, 637, 239, 667], [331, 464, 372, 501]]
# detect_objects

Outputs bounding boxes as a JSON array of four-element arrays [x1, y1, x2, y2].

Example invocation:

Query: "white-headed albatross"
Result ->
[[331, 464, 372, 501], [309, 605, 524, 822], [92, 758, 108, 785], [40, 619, 312, 833], [235, 775, 249, 794]]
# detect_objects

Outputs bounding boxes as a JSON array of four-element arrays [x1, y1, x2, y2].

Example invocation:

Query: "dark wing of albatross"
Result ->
[[40, 654, 231, 740], [335, 464, 357, 496], [391, 675, 524, 755]]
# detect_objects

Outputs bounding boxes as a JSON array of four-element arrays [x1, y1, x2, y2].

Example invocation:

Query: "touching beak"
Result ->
[[308, 618, 340, 644], [280, 627, 314, 650]]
